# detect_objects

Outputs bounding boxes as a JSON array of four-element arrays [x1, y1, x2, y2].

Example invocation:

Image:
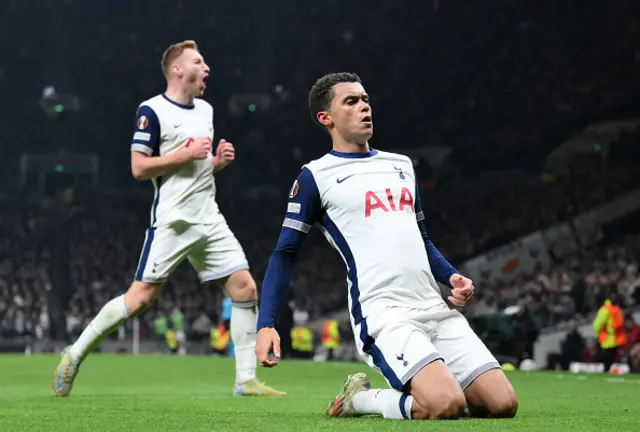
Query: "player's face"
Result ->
[[322, 82, 373, 144], [176, 48, 210, 97]]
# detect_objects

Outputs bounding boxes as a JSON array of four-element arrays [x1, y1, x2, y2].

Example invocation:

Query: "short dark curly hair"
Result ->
[[308, 72, 362, 128]]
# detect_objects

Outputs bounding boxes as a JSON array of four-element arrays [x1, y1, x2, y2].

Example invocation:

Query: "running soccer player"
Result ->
[[53, 40, 285, 398], [255, 72, 518, 420]]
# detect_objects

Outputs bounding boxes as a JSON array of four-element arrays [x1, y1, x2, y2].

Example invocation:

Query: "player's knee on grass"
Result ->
[[464, 369, 518, 418], [408, 360, 467, 420], [124, 281, 162, 315], [221, 270, 257, 303]]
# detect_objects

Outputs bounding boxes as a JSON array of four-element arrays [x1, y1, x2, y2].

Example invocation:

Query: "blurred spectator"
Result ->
[[546, 318, 586, 370]]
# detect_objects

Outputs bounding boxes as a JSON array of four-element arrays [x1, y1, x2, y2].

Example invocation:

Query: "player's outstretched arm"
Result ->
[[256, 229, 307, 367], [256, 168, 323, 366]]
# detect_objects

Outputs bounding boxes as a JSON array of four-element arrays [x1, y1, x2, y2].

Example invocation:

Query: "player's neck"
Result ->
[[332, 138, 370, 154], [164, 85, 195, 107]]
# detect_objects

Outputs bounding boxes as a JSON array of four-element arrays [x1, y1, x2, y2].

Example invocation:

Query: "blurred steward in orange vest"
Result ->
[[322, 319, 340, 361], [210, 323, 230, 356], [593, 292, 627, 371]]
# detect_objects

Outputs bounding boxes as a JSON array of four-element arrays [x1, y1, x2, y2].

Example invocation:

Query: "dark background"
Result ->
[[0, 0, 639, 365]]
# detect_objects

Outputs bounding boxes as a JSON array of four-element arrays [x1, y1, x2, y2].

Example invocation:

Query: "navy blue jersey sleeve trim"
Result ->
[[131, 105, 161, 155], [257, 167, 323, 330], [415, 182, 458, 287], [257, 228, 306, 330]]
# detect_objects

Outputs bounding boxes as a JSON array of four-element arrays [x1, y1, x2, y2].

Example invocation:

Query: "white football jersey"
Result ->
[[130, 94, 219, 227], [283, 149, 449, 325]]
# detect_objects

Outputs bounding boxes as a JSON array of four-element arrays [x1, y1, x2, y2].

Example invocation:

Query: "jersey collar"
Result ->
[[329, 149, 378, 159], [162, 93, 195, 110]]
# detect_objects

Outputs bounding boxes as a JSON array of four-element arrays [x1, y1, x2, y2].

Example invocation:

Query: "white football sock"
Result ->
[[69, 294, 130, 363], [231, 300, 258, 384], [353, 389, 414, 420]]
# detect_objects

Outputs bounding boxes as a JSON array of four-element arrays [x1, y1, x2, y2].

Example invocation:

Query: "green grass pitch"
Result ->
[[1, 354, 638, 431]]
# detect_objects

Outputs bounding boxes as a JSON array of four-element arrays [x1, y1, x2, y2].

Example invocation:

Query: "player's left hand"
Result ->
[[448, 274, 474, 307], [213, 139, 235, 170]]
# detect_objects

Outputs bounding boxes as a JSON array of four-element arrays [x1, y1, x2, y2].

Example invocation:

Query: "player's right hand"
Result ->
[[184, 137, 212, 160], [256, 327, 281, 368]]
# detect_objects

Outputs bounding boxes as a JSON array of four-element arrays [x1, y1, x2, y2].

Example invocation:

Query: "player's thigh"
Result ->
[[432, 313, 501, 388], [134, 223, 197, 284], [354, 317, 442, 392], [188, 221, 250, 288]]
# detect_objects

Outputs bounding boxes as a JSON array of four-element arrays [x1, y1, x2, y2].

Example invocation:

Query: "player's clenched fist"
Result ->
[[448, 274, 475, 307], [185, 137, 212, 160], [256, 327, 281, 368], [213, 139, 235, 170]]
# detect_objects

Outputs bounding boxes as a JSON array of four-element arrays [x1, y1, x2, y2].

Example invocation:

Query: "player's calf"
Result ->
[[221, 270, 286, 395], [220, 269, 259, 383], [217, 269, 272, 392], [407, 359, 467, 420], [66, 282, 160, 366], [464, 369, 518, 418]]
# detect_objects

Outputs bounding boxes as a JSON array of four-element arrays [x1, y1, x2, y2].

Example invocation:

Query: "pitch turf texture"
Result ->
[[1, 355, 638, 432]]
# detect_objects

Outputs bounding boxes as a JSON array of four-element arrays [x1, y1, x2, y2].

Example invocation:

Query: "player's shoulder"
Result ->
[[374, 149, 412, 166], [194, 98, 214, 114], [285, 154, 335, 196], [301, 153, 336, 173], [298, 153, 344, 187], [374, 150, 415, 175], [137, 94, 165, 111], [134, 95, 166, 125]]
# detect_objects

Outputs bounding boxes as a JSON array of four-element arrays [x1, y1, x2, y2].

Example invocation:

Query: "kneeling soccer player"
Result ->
[[254, 72, 518, 420]]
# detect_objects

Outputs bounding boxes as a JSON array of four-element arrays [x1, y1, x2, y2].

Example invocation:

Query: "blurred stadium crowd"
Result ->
[[1, 1, 639, 368]]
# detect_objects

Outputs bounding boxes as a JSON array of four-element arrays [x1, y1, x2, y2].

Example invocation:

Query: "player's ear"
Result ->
[[317, 111, 332, 127], [172, 64, 182, 78]]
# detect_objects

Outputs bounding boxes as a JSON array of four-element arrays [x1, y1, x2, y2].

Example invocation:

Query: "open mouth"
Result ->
[[361, 115, 372, 123]]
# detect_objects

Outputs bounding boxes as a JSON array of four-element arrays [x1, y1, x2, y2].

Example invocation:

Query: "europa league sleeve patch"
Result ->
[[289, 179, 299, 199], [137, 115, 149, 130]]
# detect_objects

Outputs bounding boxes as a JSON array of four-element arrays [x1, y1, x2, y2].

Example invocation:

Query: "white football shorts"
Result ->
[[353, 305, 500, 391], [134, 218, 249, 284]]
